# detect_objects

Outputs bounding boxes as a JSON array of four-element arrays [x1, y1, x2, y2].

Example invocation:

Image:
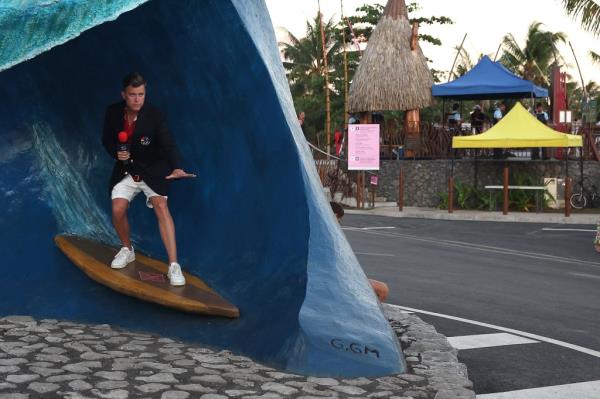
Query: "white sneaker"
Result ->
[[111, 246, 135, 269], [167, 262, 186, 286]]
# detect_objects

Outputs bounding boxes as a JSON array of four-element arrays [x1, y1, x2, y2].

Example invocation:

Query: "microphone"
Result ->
[[118, 131, 130, 165]]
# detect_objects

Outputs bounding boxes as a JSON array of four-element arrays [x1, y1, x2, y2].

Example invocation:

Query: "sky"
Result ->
[[265, 0, 600, 86]]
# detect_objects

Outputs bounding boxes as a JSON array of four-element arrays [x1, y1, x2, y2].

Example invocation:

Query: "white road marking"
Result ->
[[386, 304, 600, 359], [447, 333, 538, 350], [568, 272, 600, 280], [343, 226, 396, 231], [476, 380, 600, 399], [354, 252, 396, 257], [542, 228, 596, 232], [352, 229, 600, 268]]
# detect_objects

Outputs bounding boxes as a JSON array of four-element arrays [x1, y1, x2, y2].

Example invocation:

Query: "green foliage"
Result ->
[[438, 174, 552, 212], [281, 2, 453, 145], [499, 22, 567, 86], [561, 0, 600, 36]]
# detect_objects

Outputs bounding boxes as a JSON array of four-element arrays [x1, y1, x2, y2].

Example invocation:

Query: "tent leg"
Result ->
[[565, 148, 571, 217], [503, 164, 509, 215], [449, 153, 455, 213]]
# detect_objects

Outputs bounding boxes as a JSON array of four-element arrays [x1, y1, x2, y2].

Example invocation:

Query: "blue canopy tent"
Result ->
[[432, 56, 548, 100]]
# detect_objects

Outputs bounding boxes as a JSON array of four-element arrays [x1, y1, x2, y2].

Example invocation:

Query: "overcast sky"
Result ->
[[265, 0, 600, 85]]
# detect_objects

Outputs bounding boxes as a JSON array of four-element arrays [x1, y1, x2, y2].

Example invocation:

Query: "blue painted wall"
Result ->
[[0, 0, 404, 377]]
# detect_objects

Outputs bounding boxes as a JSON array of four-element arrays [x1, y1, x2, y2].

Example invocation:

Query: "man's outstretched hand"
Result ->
[[166, 169, 196, 180]]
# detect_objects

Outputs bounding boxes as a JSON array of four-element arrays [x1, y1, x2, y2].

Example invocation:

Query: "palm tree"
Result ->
[[590, 50, 600, 64], [280, 15, 344, 143], [561, 0, 600, 36], [499, 22, 567, 86]]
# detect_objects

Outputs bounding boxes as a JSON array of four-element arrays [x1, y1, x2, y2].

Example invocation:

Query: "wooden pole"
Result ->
[[448, 176, 454, 213], [341, 0, 349, 131], [398, 167, 404, 212], [317, 0, 331, 155], [503, 164, 509, 215], [565, 148, 571, 217], [449, 153, 455, 213], [448, 33, 467, 82]]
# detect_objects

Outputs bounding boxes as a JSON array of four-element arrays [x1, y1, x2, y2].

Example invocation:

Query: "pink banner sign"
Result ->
[[348, 124, 380, 170]]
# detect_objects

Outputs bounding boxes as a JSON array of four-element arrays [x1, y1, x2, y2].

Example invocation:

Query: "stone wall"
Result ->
[[377, 160, 600, 208]]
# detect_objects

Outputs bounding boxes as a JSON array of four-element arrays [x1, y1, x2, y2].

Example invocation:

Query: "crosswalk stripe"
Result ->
[[386, 304, 600, 358], [448, 333, 538, 350], [476, 380, 600, 398]]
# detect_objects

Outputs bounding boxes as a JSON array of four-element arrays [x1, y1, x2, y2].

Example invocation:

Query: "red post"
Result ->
[[448, 176, 454, 213], [503, 166, 509, 215], [564, 177, 571, 217], [398, 167, 404, 212]]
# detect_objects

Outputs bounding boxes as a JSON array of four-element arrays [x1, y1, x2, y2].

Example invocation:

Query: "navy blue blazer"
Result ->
[[102, 101, 182, 196]]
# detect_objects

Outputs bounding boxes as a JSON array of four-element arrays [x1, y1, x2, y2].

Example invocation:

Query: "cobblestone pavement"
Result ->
[[0, 305, 474, 399]]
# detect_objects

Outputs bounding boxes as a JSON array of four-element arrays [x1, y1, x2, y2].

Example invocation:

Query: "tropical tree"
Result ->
[[280, 15, 347, 144], [590, 50, 600, 64], [280, 2, 454, 143], [561, 0, 600, 36], [499, 22, 567, 86]]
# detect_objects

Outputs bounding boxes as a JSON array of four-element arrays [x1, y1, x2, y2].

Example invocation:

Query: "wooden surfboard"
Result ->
[[55, 235, 239, 318]]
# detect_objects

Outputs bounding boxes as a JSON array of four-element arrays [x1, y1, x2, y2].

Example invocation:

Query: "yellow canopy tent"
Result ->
[[452, 102, 582, 148], [447, 102, 582, 216]]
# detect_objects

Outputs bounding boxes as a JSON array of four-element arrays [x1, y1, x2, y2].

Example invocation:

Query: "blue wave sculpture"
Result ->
[[0, 0, 404, 377]]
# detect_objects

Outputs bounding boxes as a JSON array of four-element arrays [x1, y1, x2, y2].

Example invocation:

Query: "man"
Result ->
[[533, 103, 549, 159], [470, 105, 487, 134], [447, 104, 462, 129], [492, 103, 506, 159], [298, 111, 306, 137], [102, 72, 195, 286]]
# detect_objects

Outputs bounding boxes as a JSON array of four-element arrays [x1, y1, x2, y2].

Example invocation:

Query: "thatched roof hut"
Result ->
[[348, 0, 433, 113]]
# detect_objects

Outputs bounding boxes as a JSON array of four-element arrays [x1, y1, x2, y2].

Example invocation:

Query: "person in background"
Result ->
[[533, 103, 549, 159], [447, 104, 462, 129], [298, 111, 307, 137], [334, 129, 343, 157], [493, 102, 506, 158], [330, 202, 390, 302], [470, 105, 487, 134]]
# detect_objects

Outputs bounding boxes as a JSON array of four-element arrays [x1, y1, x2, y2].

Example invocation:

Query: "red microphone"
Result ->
[[117, 131, 130, 165]]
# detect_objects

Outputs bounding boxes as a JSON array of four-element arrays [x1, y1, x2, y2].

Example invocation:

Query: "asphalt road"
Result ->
[[342, 214, 600, 396]]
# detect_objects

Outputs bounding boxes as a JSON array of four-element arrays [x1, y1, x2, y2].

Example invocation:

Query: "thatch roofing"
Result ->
[[348, 0, 433, 113]]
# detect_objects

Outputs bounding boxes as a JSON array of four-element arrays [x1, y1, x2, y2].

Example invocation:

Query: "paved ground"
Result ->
[[0, 309, 474, 399], [342, 214, 600, 397]]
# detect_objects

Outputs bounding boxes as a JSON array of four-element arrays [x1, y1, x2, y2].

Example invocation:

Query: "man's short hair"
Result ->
[[330, 202, 344, 219], [122, 72, 146, 90]]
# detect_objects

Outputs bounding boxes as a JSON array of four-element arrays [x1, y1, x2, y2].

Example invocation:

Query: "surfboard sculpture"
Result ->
[[55, 235, 239, 318]]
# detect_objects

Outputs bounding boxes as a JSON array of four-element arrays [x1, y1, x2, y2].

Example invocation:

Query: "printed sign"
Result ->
[[348, 124, 380, 171], [370, 175, 379, 186]]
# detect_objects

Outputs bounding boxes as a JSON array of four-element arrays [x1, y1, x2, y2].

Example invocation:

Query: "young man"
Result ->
[[330, 202, 390, 302], [102, 72, 195, 286]]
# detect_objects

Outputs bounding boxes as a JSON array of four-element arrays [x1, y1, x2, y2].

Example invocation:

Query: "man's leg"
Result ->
[[112, 198, 132, 249], [149, 196, 177, 264]]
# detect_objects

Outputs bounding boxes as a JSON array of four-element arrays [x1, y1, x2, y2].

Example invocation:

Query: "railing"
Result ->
[[379, 120, 600, 161], [309, 143, 378, 208]]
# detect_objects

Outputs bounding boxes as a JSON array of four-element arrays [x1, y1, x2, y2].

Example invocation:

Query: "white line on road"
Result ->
[[354, 252, 396, 257], [447, 333, 538, 350], [386, 304, 600, 359], [476, 380, 600, 399], [567, 272, 600, 280], [353, 229, 600, 268], [343, 226, 396, 231], [542, 228, 596, 232]]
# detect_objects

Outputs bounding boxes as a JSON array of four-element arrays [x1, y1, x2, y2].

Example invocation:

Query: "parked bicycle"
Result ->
[[570, 179, 600, 209]]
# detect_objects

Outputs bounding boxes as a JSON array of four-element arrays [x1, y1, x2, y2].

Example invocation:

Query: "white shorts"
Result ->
[[111, 175, 167, 208]]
